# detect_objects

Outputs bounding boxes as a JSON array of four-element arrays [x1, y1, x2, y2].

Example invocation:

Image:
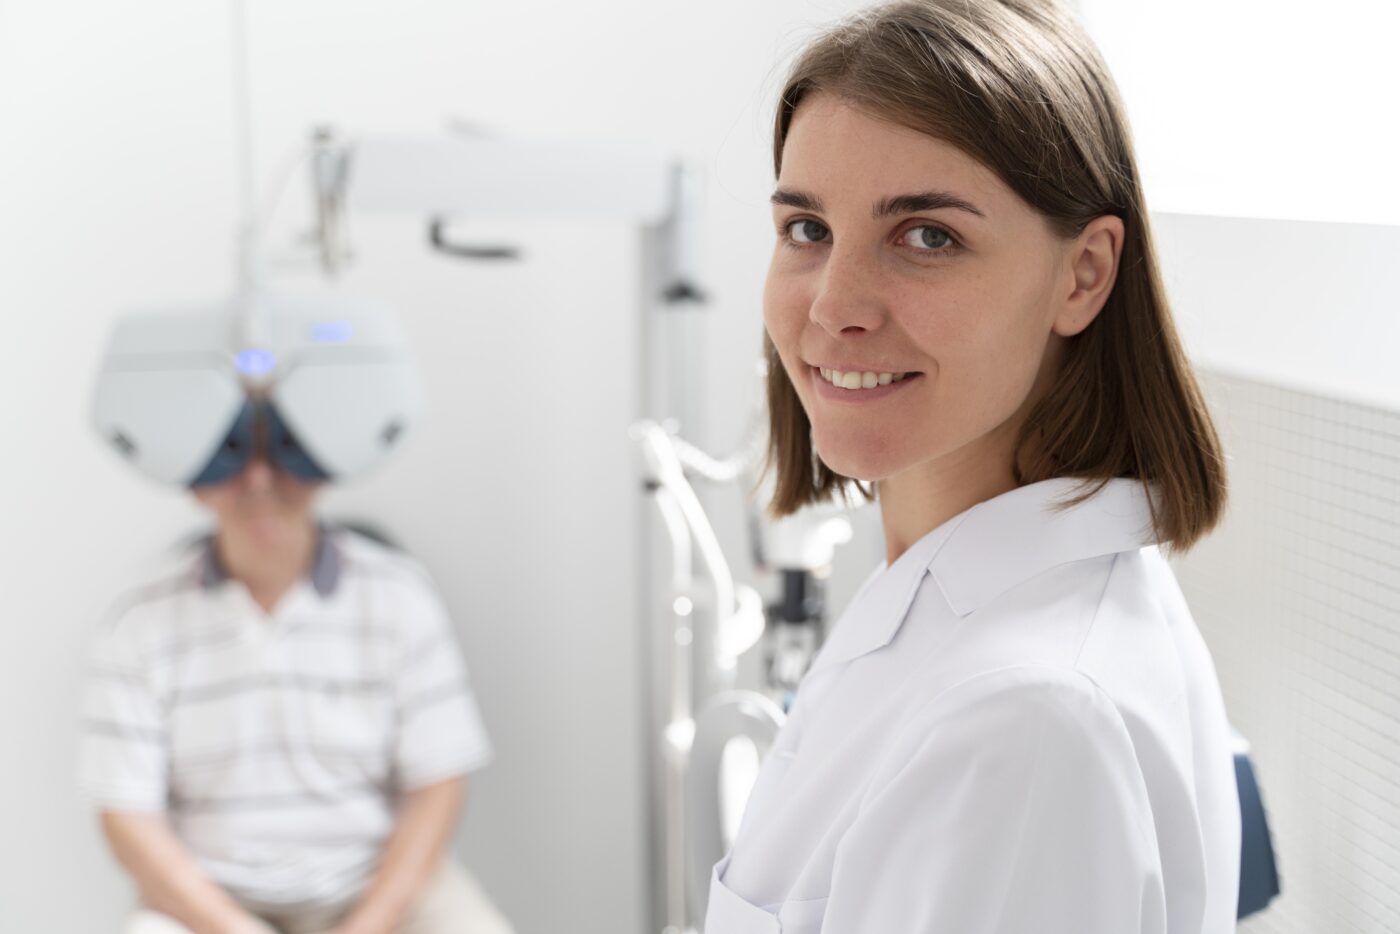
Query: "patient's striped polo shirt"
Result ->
[[78, 525, 494, 908]]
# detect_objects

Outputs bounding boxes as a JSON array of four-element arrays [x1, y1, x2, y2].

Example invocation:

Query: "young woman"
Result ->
[[706, 2, 1238, 933]]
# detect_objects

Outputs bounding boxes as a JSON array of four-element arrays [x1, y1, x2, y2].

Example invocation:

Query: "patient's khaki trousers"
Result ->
[[123, 862, 513, 934]]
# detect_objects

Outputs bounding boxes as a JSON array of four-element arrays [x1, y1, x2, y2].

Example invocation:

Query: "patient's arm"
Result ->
[[100, 811, 274, 934], [328, 775, 466, 934]]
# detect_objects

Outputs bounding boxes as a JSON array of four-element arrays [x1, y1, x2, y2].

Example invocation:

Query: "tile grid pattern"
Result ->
[[1171, 369, 1400, 934]]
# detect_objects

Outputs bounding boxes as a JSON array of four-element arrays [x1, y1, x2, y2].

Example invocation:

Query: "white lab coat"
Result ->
[[705, 477, 1241, 934]]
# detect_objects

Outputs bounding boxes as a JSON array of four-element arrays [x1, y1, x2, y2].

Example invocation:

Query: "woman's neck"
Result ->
[[878, 463, 1017, 567], [215, 518, 317, 614], [877, 423, 1022, 566], [877, 350, 1061, 565]]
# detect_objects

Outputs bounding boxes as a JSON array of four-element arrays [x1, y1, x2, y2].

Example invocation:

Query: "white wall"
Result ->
[[1079, 0, 1400, 226], [0, 2, 871, 932], [1153, 213, 1400, 410], [1074, 0, 1400, 409]]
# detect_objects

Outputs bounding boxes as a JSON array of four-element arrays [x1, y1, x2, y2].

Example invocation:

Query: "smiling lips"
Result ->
[[817, 366, 914, 390]]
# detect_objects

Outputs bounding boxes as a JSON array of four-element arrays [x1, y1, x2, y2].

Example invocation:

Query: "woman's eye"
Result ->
[[786, 219, 830, 244], [899, 225, 955, 251]]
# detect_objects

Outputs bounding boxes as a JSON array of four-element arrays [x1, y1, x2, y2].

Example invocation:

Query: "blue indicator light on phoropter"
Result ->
[[311, 320, 354, 343], [235, 348, 277, 376]]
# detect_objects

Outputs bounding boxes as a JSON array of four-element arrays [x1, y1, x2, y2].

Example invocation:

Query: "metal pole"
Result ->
[[639, 164, 711, 933]]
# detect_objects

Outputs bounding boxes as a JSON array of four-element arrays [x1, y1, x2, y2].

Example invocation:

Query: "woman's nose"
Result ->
[[807, 248, 887, 337]]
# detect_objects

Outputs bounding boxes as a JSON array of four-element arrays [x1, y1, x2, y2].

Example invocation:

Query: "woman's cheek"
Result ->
[[764, 283, 809, 372], [763, 273, 803, 336]]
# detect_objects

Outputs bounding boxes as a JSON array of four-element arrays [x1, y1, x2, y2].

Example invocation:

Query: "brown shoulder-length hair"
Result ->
[[765, 0, 1226, 553]]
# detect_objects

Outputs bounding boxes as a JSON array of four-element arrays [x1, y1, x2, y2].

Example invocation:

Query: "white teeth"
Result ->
[[818, 367, 909, 390]]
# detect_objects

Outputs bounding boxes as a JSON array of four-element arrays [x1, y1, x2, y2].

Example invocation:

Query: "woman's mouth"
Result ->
[[810, 365, 922, 401], [817, 367, 910, 389]]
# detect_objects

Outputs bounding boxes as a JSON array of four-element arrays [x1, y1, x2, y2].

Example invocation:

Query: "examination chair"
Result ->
[[1233, 727, 1281, 920]]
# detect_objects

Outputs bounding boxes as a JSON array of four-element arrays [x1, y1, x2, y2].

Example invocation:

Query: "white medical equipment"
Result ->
[[305, 123, 708, 934], [91, 123, 705, 490], [633, 402, 855, 933], [303, 130, 713, 934], [92, 295, 419, 486], [89, 0, 429, 488], [92, 0, 703, 492]]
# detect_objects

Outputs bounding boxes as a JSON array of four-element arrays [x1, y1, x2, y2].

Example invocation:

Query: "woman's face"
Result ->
[[765, 94, 1099, 485]]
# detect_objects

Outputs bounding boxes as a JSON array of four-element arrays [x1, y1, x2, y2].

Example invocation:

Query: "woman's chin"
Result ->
[[815, 444, 905, 485]]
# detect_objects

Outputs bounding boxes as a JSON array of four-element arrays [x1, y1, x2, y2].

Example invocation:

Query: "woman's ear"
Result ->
[[1052, 214, 1125, 337]]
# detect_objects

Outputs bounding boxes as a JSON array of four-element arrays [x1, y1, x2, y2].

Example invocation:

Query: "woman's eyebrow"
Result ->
[[770, 188, 825, 212], [770, 188, 985, 219], [875, 190, 985, 219]]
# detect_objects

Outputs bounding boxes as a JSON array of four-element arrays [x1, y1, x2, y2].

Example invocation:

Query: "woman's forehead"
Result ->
[[778, 94, 1010, 215]]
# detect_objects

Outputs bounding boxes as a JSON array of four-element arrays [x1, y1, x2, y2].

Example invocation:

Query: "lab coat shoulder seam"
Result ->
[[923, 662, 1112, 718], [854, 665, 1141, 904], [865, 664, 1124, 801]]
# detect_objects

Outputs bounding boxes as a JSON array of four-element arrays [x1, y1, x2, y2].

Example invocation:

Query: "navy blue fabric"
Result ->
[[189, 400, 257, 487], [1236, 750, 1281, 919], [188, 400, 330, 487], [264, 404, 331, 482]]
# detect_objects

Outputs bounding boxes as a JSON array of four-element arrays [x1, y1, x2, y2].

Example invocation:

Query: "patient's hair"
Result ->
[[764, 0, 1226, 553]]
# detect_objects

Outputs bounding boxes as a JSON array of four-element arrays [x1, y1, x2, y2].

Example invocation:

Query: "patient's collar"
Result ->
[[198, 522, 342, 597]]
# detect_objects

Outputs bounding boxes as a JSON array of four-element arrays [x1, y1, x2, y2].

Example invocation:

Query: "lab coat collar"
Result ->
[[804, 507, 971, 678], [931, 477, 1157, 617], [806, 477, 1157, 678]]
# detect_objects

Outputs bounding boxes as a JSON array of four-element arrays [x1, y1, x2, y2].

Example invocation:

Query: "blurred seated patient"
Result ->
[[79, 412, 512, 934]]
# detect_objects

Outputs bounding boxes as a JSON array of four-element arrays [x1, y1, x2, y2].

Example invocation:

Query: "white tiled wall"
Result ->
[[1172, 369, 1400, 933]]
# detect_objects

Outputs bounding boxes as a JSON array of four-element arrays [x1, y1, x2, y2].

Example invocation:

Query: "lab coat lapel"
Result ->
[[803, 511, 971, 679]]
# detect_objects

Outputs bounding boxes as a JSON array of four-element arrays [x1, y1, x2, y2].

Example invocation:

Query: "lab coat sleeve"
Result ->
[[821, 665, 1167, 934]]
